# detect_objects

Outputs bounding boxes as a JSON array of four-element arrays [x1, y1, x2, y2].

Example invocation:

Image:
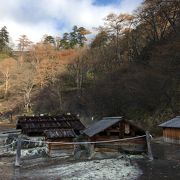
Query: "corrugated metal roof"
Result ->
[[159, 116, 180, 128], [82, 117, 123, 137]]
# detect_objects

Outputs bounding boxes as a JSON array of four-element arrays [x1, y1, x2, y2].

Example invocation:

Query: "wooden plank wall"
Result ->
[[93, 137, 147, 153], [163, 128, 180, 144], [47, 142, 74, 156]]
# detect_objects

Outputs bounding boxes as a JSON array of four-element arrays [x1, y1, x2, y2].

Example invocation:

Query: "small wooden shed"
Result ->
[[159, 116, 180, 144], [44, 129, 77, 154], [81, 117, 147, 153]]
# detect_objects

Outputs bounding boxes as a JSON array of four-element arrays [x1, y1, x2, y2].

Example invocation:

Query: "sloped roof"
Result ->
[[16, 115, 85, 135], [44, 129, 76, 139], [82, 117, 123, 137], [159, 116, 180, 128]]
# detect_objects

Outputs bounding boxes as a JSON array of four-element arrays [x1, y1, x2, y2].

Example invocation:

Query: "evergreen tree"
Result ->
[[69, 26, 79, 48], [44, 35, 55, 45], [77, 27, 90, 47], [60, 33, 70, 49], [60, 26, 90, 49], [0, 26, 9, 52]]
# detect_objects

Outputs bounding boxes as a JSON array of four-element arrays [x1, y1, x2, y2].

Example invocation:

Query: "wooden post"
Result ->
[[89, 143, 95, 159], [48, 143, 52, 156], [15, 136, 22, 167], [119, 122, 124, 138], [146, 131, 153, 161]]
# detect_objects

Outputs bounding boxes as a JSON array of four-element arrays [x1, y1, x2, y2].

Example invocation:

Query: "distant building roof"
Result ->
[[159, 116, 180, 128], [82, 117, 123, 137]]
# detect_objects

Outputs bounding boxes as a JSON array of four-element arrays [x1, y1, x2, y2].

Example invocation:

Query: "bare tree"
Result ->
[[0, 58, 17, 98], [102, 13, 134, 63], [21, 72, 35, 113], [17, 35, 32, 66]]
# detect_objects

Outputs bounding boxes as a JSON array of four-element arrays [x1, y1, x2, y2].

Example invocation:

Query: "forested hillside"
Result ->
[[0, 0, 179, 132]]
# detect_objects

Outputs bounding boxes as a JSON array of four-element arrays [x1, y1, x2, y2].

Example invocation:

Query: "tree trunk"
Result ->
[[57, 88, 63, 112], [24, 88, 33, 113], [4, 68, 9, 99]]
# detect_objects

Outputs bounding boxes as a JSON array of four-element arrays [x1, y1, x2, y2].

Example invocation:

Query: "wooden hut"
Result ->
[[159, 116, 180, 144], [16, 114, 85, 155], [81, 117, 147, 153]]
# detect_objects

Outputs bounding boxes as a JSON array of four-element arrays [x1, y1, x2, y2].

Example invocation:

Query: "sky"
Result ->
[[0, 0, 143, 45]]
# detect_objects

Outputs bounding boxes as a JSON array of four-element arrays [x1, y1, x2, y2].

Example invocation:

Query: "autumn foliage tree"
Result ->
[[0, 1, 179, 131]]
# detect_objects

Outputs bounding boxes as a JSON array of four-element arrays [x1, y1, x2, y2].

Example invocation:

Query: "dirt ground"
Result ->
[[18, 157, 142, 180], [0, 122, 15, 131], [0, 153, 143, 180], [136, 138, 180, 180], [0, 125, 180, 180], [0, 156, 14, 180]]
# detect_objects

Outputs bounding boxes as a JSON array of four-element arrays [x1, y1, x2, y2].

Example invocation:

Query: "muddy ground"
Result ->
[[137, 139, 180, 180]]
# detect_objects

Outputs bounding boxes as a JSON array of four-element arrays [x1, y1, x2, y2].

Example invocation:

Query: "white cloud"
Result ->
[[0, 0, 143, 44]]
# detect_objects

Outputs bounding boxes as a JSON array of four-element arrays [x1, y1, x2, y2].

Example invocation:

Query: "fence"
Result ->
[[0, 131, 153, 167]]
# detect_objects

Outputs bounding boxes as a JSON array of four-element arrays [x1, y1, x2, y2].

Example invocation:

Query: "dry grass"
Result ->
[[0, 122, 16, 131]]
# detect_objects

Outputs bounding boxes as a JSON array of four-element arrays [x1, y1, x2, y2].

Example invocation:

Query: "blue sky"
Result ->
[[93, 0, 120, 6], [0, 0, 143, 44]]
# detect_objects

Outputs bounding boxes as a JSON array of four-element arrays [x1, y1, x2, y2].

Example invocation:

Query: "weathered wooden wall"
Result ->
[[47, 138, 75, 156], [163, 128, 180, 144], [92, 137, 147, 153], [88, 121, 147, 153]]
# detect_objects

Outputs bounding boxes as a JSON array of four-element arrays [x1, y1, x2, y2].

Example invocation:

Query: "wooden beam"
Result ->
[[119, 122, 124, 138], [15, 136, 22, 167], [146, 131, 153, 161]]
